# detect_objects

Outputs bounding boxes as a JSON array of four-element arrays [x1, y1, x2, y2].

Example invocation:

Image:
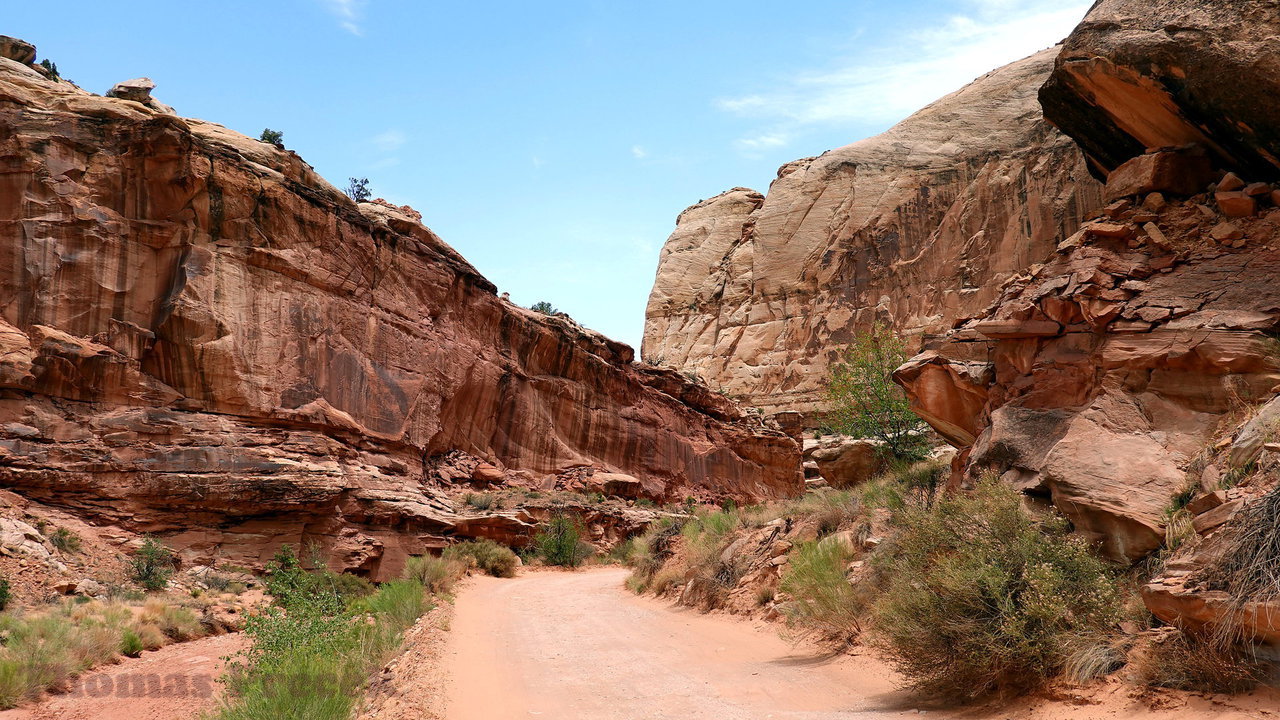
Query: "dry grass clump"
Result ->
[[1198, 483, 1280, 607], [780, 534, 865, 641], [0, 597, 214, 709], [442, 539, 519, 578], [403, 555, 467, 594], [1130, 630, 1268, 693]]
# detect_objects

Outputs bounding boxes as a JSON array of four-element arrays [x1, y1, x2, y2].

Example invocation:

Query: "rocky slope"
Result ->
[[895, 0, 1280, 640], [642, 46, 1103, 416], [0, 42, 800, 580]]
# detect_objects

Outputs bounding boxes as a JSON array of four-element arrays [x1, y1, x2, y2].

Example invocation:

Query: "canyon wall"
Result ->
[[0, 49, 800, 579], [642, 47, 1103, 417], [894, 0, 1280, 637]]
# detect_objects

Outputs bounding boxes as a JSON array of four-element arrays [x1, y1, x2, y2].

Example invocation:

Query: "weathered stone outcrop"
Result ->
[[642, 47, 1103, 416], [1040, 0, 1280, 182], [0, 50, 800, 579], [898, 197, 1280, 561]]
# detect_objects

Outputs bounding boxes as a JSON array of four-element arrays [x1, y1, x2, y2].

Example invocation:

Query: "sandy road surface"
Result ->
[[443, 567, 910, 720], [442, 568, 1280, 720]]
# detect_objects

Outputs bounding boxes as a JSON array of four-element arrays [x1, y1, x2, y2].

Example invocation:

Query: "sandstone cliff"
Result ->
[[894, 0, 1280, 639], [642, 47, 1103, 416], [0, 47, 800, 579]]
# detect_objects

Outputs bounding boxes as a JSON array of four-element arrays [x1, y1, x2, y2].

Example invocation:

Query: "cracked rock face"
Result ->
[[642, 47, 1103, 417], [896, 195, 1280, 562], [0, 54, 800, 580]]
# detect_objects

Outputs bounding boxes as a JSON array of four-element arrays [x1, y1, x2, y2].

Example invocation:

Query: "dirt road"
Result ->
[[443, 567, 910, 720], [442, 568, 1280, 720]]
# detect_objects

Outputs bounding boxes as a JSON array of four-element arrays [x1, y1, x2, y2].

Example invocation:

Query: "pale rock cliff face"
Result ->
[[643, 47, 1103, 416], [0, 52, 800, 579]]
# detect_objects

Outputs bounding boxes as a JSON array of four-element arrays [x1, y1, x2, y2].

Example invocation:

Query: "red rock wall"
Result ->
[[0, 57, 799, 578]]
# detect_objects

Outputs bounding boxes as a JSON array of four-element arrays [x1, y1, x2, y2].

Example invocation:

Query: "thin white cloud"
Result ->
[[631, 145, 648, 160], [717, 0, 1093, 149], [322, 0, 367, 35], [372, 129, 407, 153], [735, 131, 790, 154]]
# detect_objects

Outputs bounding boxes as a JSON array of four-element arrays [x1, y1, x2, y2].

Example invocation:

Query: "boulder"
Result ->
[[808, 437, 886, 488], [1103, 148, 1216, 201], [0, 36, 35, 65], [106, 77, 156, 103], [0, 518, 54, 560], [1228, 395, 1280, 467], [1215, 191, 1256, 218]]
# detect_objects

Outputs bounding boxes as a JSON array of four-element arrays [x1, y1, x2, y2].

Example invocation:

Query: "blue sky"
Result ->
[[7, 0, 1092, 348]]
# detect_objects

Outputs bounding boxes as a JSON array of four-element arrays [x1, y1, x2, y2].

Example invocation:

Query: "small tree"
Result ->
[[535, 513, 593, 568], [345, 177, 372, 203], [259, 128, 284, 147], [0, 574, 9, 610], [39, 59, 59, 79], [131, 537, 175, 591], [825, 323, 927, 460], [530, 301, 558, 315]]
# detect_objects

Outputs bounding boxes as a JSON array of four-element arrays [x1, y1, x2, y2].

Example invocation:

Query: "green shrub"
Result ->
[[824, 323, 928, 460], [120, 629, 144, 657], [781, 535, 865, 640], [530, 301, 558, 315], [130, 537, 174, 591], [215, 569, 432, 720], [39, 59, 59, 79], [870, 477, 1122, 702], [48, 527, 81, 553], [0, 576, 9, 611], [263, 545, 373, 610], [442, 539, 518, 578], [535, 514, 593, 568]]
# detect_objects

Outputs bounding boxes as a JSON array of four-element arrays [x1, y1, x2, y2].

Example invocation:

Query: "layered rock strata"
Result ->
[[642, 47, 1103, 416], [0, 49, 800, 579]]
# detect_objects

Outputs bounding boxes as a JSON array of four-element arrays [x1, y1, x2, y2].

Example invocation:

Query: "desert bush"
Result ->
[[535, 514, 593, 568], [263, 545, 374, 609], [1131, 630, 1267, 693], [48, 527, 81, 553], [259, 128, 284, 147], [754, 585, 776, 607], [530, 301, 558, 315], [824, 323, 928, 461], [463, 492, 496, 510], [785, 490, 861, 537], [870, 477, 1122, 702], [0, 576, 8, 611], [345, 177, 371, 203], [403, 555, 465, 594], [781, 535, 865, 640], [39, 59, 59, 79], [130, 537, 175, 591], [119, 628, 144, 657], [442, 539, 519, 578], [623, 518, 684, 593]]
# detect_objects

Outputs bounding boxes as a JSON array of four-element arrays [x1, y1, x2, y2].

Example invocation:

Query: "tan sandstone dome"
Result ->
[[642, 46, 1103, 417]]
